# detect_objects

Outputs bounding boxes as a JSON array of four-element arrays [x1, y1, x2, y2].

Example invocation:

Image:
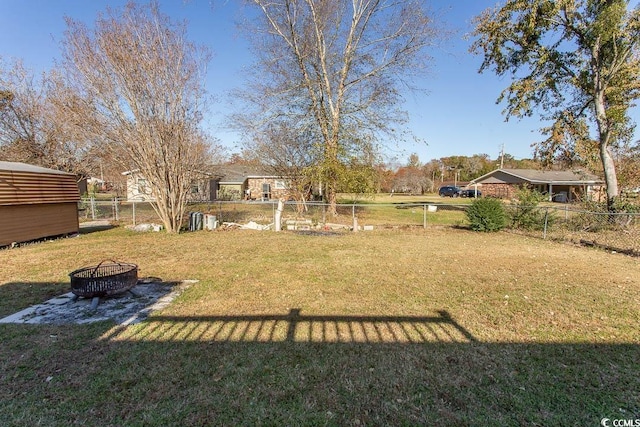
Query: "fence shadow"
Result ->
[[1, 309, 637, 426], [101, 309, 476, 343]]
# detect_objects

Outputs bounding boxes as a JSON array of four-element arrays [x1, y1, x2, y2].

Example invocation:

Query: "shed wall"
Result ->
[[0, 203, 79, 246], [0, 170, 79, 205]]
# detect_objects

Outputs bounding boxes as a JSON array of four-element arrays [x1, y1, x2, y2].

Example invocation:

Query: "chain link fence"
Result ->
[[79, 198, 466, 229], [80, 197, 639, 255], [503, 204, 640, 256]]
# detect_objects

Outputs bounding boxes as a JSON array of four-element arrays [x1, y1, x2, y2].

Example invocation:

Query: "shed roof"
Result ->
[[0, 161, 75, 176], [121, 165, 283, 184], [471, 168, 603, 185]]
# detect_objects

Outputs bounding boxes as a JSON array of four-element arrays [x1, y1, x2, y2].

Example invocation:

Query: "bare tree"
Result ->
[[246, 120, 318, 210], [0, 60, 44, 163], [236, 0, 440, 215], [0, 59, 91, 175], [58, 2, 212, 232]]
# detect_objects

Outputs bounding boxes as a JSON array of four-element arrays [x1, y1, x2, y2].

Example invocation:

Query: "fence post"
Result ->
[[90, 196, 96, 220], [352, 204, 357, 232], [114, 198, 119, 221], [543, 207, 549, 239], [423, 204, 427, 229], [132, 201, 136, 226], [322, 203, 326, 225], [274, 199, 284, 232]]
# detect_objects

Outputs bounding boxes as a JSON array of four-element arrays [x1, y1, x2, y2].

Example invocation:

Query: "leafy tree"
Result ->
[[375, 164, 396, 193], [472, 0, 640, 209], [393, 153, 432, 194], [338, 157, 380, 202], [407, 153, 422, 169], [236, 0, 440, 215], [616, 142, 640, 193], [59, 2, 213, 233], [422, 159, 444, 188]]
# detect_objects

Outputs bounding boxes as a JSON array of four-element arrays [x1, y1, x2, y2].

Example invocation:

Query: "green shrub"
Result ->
[[509, 186, 550, 231], [465, 198, 507, 232]]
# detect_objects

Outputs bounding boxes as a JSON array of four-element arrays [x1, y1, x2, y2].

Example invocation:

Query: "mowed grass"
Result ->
[[0, 226, 639, 426]]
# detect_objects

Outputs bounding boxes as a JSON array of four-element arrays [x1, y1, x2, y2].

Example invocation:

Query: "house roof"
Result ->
[[212, 164, 280, 184], [0, 161, 75, 176], [121, 165, 283, 183], [470, 168, 603, 185]]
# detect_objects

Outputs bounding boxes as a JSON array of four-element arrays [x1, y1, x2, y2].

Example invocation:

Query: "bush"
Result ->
[[465, 198, 507, 232], [509, 186, 550, 231]]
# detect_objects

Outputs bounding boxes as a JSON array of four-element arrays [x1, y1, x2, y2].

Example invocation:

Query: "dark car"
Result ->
[[438, 186, 461, 197], [459, 188, 482, 198]]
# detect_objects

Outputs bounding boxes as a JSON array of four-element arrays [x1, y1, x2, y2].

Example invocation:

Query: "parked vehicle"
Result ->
[[460, 188, 482, 198], [438, 186, 461, 197]]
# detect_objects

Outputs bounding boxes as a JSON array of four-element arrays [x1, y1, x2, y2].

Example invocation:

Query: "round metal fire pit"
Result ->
[[69, 260, 138, 298]]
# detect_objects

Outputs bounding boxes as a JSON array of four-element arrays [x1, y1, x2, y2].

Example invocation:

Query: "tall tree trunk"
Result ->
[[600, 142, 619, 208], [593, 53, 619, 209], [324, 133, 340, 216]]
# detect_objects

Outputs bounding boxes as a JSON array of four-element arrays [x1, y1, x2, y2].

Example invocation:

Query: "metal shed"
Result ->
[[0, 161, 80, 247]]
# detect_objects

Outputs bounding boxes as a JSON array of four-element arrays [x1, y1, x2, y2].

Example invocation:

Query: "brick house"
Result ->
[[468, 168, 604, 202], [212, 165, 291, 201], [123, 165, 292, 202]]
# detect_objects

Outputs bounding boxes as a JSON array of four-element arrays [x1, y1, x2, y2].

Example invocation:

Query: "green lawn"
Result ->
[[0, 226, 638, 426]]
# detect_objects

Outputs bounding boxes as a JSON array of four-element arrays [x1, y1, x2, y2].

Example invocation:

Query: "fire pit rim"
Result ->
[[69, 260, 138, 298]]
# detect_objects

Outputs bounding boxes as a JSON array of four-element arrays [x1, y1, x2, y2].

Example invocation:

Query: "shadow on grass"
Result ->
[[0, 280, 185, 325], [101, 309, 477, 344], [0, 310, 638, 426], [0, 282, 70, 318], [78, 222, 116, 234]]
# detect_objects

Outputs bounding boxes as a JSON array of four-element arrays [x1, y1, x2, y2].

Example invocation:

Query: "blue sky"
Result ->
[[1, 0, 636, 165]]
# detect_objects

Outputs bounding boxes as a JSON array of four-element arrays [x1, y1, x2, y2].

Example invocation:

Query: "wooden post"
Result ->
[[274, 199, 284, 231], [423, 204, 427, 229], [90, 197, 96, 220]]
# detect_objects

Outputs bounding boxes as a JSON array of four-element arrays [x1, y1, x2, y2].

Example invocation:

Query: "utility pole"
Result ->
[[499, 144, 505, 169]]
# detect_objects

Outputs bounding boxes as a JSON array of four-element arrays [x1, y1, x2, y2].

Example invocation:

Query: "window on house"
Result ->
[[137, 178, 147, 193], [274, 179, 287, 190]]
